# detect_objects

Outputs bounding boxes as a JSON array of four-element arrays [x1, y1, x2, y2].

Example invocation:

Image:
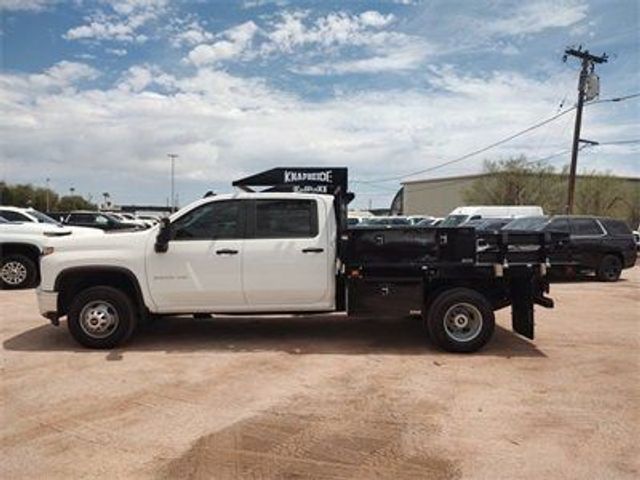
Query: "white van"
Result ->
[[441, 206, 544, 227]]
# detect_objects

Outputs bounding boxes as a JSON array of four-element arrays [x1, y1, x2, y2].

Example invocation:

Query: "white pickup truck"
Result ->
[[36, 168, 564, 353], [0, 218, 100, 289]]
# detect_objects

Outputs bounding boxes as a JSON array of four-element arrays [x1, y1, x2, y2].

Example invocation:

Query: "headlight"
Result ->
[[41, 246, 55, 256]]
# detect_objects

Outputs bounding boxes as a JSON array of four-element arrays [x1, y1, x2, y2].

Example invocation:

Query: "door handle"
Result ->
[[216, 249, 238, 255], [302, 247, 324, 253]]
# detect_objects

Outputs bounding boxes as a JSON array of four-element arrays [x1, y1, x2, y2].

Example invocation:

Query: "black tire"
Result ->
[[596, 254, 622, 282], [424, 287, 495, 353], [1, 254, 38, 289], [67, 286, 137, 349]]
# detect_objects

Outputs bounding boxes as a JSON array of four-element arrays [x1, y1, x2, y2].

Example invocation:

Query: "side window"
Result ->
[[0, 210, 29, 222], [545, 218, 570, 233], [95, 215, 110, 225], [570, 218, 603, 236], [71, 213, 90, 223], [173, 201, 243, 240], [254, 199, 318, 239], [600, 219, 631, 235]]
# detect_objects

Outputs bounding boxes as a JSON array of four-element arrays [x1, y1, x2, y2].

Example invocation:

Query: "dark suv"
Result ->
[[64, 211, 138, 231], [503, 215, 637, 281]]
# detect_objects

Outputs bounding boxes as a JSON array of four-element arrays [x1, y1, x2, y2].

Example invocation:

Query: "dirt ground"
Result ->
[[1, 268, 639, 480]]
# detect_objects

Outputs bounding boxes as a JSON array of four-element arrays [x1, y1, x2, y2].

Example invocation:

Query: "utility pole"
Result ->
[[167, 153, 178, 212], [563, 46, 608, 213]]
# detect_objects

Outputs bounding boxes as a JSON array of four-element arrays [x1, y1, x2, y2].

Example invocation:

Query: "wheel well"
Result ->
[[604, 252, 624, 264], [1, 243, 41, 262], [56, 268, 144, 317], [424, 279, 509, 312]]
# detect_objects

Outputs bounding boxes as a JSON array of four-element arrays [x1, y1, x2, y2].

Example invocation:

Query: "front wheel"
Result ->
[[424, 288, 495, 353], [1, 254, 37, 289], [67, 286, 137, 348], [596, 254, 622, 282]]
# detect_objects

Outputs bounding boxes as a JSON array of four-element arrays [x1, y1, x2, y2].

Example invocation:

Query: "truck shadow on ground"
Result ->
[[4, 314, 545, 358]]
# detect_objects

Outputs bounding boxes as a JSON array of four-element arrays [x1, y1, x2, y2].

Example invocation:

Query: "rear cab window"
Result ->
[[253, 199, 318, 239]]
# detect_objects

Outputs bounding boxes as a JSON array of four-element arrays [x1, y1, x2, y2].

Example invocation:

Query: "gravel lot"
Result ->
[[1, 267, 639, 479]]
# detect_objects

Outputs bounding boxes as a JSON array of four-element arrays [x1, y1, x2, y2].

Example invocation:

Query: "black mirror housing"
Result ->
[[154, 217, 171, 253]]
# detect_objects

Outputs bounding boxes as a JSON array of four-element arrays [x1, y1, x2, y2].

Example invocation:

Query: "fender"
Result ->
[[54, 265, 147, 315]]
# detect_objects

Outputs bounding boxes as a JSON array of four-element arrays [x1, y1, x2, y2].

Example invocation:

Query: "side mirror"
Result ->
[[154, 217, 171, 253]]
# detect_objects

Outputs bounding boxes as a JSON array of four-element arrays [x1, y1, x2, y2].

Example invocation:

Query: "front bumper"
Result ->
[[36, 288, 59, 324]]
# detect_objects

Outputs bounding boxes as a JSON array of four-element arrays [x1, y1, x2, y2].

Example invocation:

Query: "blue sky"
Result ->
[[1, 0, 638, 209]]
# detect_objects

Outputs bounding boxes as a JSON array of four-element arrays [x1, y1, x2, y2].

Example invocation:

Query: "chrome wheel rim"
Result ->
[[443, 302, 483, 342], [1, 261, 28, 286], [79, 301, 120, 339]]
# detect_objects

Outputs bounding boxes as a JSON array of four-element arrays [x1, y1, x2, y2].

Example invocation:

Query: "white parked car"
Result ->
[[0, 206, 62, 225], [440, 206, 544, 227]]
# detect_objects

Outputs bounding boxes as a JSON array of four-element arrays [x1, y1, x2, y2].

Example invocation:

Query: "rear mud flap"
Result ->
[[510, 279, 535, 340]]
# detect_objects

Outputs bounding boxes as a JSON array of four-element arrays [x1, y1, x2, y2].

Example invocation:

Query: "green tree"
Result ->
[[0, 182, 95, 212], [57, 195, 96, 211], [464, 157, 639, 227]]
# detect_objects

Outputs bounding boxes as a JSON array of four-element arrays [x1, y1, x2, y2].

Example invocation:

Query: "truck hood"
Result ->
[[46, 226, 154, 252], [0, 223, 102, 237]]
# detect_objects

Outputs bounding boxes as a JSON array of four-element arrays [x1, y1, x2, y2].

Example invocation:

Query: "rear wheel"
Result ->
[[425, 288, 495, 353], [596, 254, 622, 282], [67, 286, 137, 348], [1, 254, 37, 289]]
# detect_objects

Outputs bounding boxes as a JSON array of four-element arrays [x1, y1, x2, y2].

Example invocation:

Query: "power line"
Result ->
[[353, 91, 640, 185], [597, 139, 640, 145]]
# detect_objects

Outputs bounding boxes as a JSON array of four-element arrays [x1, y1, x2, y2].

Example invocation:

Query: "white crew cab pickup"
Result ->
[[36, 167, 563, 353]]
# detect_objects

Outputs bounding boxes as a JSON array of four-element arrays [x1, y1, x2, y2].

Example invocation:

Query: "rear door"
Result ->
[[569, 217, 606, 269], [242, 198, 334, 310], [544, 217, 572, 265]]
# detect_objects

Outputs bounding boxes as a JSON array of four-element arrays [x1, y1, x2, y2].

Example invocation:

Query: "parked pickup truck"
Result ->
[[1, 218, 101, 289], [36, 168, 566, 353]]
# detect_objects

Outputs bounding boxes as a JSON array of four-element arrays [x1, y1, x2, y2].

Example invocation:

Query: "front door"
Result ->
[[146, 200, 246, 311], [242, 198, 334, 310]]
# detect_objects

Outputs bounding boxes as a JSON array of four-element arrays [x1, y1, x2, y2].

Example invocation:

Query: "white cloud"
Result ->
[[182, 10, 424, 74], [3, 59, 637, 208], [296, 41, 428, 75], [488, 0, 588, 36], [106, 47, 128, 56], [171, 21, 214, 47], [63, 0, 167, 42], [0, 0, 57, 11], [118, 65, 153, 92], [186, 21, 258, 66], [262, 10, 396, 52]]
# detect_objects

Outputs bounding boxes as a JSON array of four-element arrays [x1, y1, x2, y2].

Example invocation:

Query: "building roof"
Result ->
[[402, 172, 640, 185]]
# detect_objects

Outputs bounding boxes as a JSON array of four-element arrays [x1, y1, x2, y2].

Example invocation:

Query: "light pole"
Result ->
[[69, 187, 75, 196], [167, 153, 178, 212], [45, 177, 51, 211]]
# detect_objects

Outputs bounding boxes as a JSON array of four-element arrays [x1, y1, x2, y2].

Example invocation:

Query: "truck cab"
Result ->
[[148, 193, 336, 313]]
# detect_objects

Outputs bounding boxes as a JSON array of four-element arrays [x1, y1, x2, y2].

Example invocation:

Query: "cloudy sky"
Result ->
[[1, 0, 638, 209]]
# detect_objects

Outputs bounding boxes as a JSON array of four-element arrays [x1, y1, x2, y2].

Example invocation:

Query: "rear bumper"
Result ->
[[36, 288, 59, 324]]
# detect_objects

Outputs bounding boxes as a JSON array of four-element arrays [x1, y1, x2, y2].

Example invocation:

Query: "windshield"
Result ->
[[503, 216, 549, 231], [440, 215, 468, 227], [29, 210, 60, 225]]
